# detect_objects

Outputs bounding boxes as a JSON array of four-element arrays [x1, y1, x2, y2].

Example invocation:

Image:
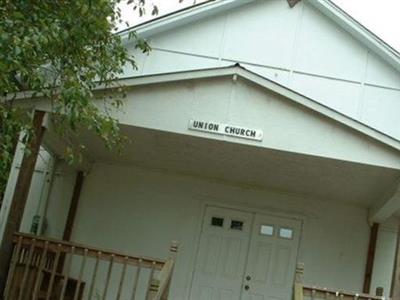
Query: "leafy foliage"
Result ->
[[0, 0, 151, 197]]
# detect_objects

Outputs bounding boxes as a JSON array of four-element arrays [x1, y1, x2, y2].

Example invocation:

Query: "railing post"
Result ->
[[148, 241, 179, 300], [375, 286, 384, 297], [294, 262, 304, 300], [169, 241, 178, 261], [160, 241, 179, 300]]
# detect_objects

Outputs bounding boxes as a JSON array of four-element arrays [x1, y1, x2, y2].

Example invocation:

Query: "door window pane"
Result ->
[[231, 220, 244, 230], [279, 227, 293, 239], [260, 225, 274, 236], [211, 217, 224, 227]]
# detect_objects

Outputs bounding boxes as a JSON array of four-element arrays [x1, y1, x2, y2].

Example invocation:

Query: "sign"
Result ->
[[188, 120, 263, 141]]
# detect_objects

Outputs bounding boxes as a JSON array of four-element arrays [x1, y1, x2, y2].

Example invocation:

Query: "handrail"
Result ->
[[4, 232, 178, 300], [13, 232, 166, 269], [294, 263, 386, 300], [302, 285, 385, 300]]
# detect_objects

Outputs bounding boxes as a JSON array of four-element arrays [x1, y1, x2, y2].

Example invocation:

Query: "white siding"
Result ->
[[1, 147, 75, 240], [221, 1, 302, 69], [142, 49, 222, 74], [291, 3, 367, 82], [20, 148, 53, 234], [371, 218, 398, 297], [70, 162, 376, 299], [43, 162, 76, 239], [126, 0, 400, 140]]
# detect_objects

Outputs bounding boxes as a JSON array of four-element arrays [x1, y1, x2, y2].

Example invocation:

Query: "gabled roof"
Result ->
[[118, 0, 400, 72], [113, 64, 400, 152]]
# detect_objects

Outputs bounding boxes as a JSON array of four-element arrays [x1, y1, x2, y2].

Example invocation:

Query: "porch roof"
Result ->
[[43, 65, 400, 222], [110, 64, 400, 153]]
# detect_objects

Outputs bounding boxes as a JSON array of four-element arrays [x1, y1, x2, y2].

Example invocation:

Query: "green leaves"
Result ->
[[0, 0, 152, 197], [0, 106, 31, 199]]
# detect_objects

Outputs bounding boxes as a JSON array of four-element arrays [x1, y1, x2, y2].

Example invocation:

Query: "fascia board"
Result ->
[[120, 0, 255, 42]]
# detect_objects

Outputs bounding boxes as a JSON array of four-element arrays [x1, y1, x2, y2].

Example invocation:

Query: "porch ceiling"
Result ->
[[44, 125, 400, 208]]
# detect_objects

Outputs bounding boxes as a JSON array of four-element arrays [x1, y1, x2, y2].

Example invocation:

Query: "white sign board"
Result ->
[[188, 120, 263, 141]]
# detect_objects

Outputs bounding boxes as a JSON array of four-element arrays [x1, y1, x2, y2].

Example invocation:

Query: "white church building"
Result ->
[[1, 1, 400, 299]]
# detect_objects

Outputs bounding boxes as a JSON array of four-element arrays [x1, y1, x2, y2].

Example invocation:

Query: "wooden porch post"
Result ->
[[57, 171, 85, 272], [0, 110, 46, 295], [363, 223, 379, 294], [391, 224, 400, 298], [62, 171, 85, 242]]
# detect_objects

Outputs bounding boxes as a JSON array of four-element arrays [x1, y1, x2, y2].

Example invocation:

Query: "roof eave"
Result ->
[[120, 0, 254, 43]]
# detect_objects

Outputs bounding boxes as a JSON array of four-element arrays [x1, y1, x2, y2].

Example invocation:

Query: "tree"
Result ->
[[0, 0, 156, 293], [0, 0, 154, 200]]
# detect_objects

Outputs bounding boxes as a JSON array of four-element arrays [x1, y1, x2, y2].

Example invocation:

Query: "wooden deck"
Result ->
[[3, 233, 177, 300]]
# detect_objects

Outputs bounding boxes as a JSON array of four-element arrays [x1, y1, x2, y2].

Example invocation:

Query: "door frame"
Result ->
[[188, 200, 305, 299]]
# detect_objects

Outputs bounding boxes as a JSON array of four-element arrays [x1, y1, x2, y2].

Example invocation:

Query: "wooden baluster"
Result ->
[[294, 263, 304, 300], [17, 239, 36, 300], [325, 289, 330, 300], [116, 256, 129, 300], [3, 236, 23, 300], [130, 259, 142, 300], [44, 249, 54, 271], [46, 244, 61, 300], [73, 248, 87, 300], [145, 261, 157, 300], [88, 251, 101, 300], [32, 241, 49, 300], [59, 246, 75, 300], [103, 254, 115, 300], [19, 247, 26, 264], [311, 289, 316, 300]]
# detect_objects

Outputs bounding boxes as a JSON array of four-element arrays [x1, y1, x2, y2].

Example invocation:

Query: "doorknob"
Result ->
[[244, 285, 250, 291], [246, 275, 251, 281]]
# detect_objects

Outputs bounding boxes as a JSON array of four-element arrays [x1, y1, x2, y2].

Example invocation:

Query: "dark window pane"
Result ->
[[211, 217, 224, 227], [230, 220, 244, 230]]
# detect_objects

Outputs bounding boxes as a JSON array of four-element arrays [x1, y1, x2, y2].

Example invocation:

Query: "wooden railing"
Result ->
[[3, 233, 178, 300], [294, 263, 387, 300]]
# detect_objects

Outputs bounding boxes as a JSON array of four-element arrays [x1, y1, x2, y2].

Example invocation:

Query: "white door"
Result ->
[[190, 206, 301, 300], [190, 206, 253, 300], [241, 214, 301, 300]]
